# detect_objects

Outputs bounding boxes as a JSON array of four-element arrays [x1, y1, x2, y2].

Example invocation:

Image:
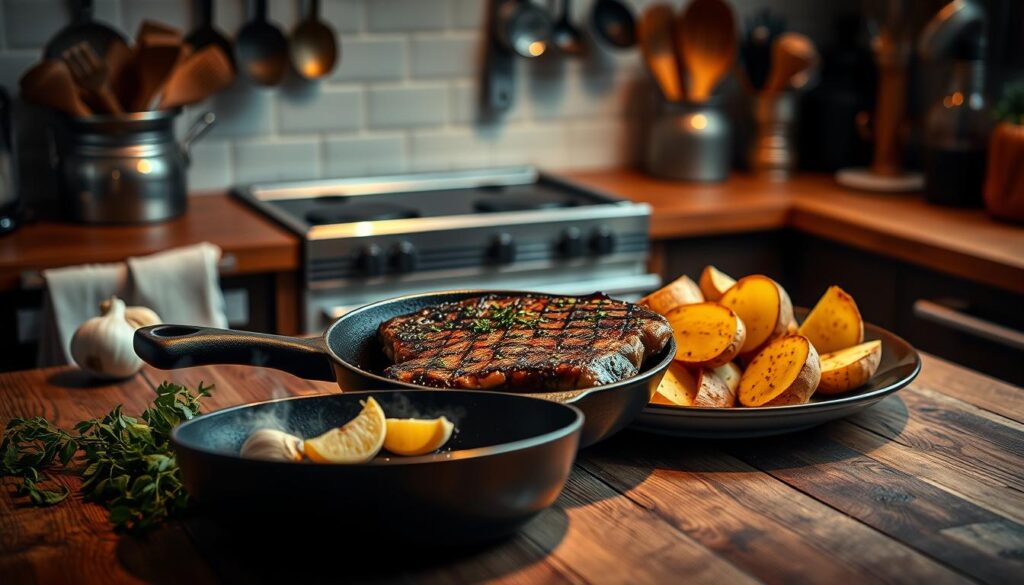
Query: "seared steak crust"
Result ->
[[378, 293, 672, 391]]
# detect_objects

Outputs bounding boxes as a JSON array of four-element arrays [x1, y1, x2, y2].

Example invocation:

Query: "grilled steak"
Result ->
[[378, 293, 672, 391]]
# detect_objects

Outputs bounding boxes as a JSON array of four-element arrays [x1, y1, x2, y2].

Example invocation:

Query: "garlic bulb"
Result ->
[[70, 297, 144, 379], [240, 429, 305, 462], [98, 299, 161, 329]]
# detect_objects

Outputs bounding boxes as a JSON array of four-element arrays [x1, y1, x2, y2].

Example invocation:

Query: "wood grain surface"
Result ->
[[0, 195, 299, 290], [1, 355, 1022, 584]]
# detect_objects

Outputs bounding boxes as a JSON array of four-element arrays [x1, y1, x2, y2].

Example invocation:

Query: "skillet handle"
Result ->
[[134, 325, 336, 382]]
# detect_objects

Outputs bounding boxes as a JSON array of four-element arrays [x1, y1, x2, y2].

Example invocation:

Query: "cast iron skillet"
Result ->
[[136, 290, 676, 447], [172, 390, 582, 547]]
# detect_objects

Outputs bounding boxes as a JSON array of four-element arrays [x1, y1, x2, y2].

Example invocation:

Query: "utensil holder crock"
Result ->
[[645, 101, 730, 182], [54, 109, 214, 224], [749, 91, 798, 180]]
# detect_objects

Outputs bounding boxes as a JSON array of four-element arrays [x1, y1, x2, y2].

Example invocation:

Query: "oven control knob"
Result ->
[[389, 241, 417, 273], [356, 244, 385, 276], [559, 227, 585, 258], [487, 233, 517, 265], [590, 226, 616, 255]]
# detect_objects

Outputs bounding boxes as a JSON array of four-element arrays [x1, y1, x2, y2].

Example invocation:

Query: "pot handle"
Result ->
[[181, 112, 216, 165], [134, 324, 336, 382]]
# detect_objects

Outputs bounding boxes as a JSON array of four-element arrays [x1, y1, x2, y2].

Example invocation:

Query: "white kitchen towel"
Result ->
[[126, 242, 228, 330], [37, 262, 129, 367]]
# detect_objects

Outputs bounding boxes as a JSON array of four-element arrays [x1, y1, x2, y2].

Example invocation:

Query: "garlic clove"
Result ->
[[71, 296, 144, 379], [240, 429, 305, 462], [99, 299, 162, 329]]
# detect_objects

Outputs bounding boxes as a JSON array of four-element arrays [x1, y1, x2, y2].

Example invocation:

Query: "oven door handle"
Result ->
[[912, 299, 1024, 351]]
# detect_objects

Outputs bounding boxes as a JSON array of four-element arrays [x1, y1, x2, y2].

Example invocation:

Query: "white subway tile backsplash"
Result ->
[[367, 0, 447, 32], [197, 83, 275, 139], [410, 129, 491, 171], [324, 0, 364, 34], [234, 139, 320, 183], [368, 85, 447, 129], [1, 0, 847, 193], [121, 0, 188, 38], [565, 119, 637, 169], [187, 140, 232, 191], [490, 126, 568, 168], [324, 135, 406, 177], [450, 0, 485, 29], [410, 35, 480, 79], [279, 87, 362, 134], [329, 38, 405, 83]]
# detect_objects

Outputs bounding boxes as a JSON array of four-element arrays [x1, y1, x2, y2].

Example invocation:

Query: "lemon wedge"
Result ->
[[304, 397, 387, 463], [384, 416, 455, 456]]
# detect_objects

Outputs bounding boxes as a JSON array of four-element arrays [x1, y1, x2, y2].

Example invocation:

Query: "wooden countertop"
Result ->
[[0, 195, 299, 290], [2, 358, 1022, 583], [567, 171, 1024, 294]]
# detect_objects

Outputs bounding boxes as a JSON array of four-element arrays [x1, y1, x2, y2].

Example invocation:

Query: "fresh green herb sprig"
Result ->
[[1, 381, 212, 532], [994, 84, 1024, 125]]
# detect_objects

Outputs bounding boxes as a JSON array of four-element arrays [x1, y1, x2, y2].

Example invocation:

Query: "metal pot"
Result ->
[[646, 100, 731, 182], [54, 109, 215, 224]]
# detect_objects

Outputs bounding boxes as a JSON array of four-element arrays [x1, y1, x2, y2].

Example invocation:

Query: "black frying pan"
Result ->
[[135, 290, 676, 447], [173, 390, 581, 547]]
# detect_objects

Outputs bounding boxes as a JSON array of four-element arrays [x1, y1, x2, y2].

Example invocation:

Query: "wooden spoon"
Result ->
[[19, 60, 93, 116], [675, 0, 737, 102], [131, 38, 189, 111], [155, 46, 235, 109], [639, 4, 683, 102], [765, 32, 819, 92]]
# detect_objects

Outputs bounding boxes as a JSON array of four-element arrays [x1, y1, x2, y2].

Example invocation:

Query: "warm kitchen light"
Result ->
[[136, 160, 153, 174], [528, 41, 546, 56], [943, 91, 964, 108], [690, 114, 708, 130]]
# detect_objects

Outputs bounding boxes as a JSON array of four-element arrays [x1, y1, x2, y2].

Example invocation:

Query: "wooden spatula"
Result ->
[[675, 0, 737, 102], [155, 45, 234, 109], [639, 4, 684, 102], [765, 33, 819, 92], [131, 39, 189, 111], [19, 60, 93, 116]]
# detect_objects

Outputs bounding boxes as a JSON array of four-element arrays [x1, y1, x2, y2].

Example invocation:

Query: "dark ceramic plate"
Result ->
[[631, 311, 921, 438]]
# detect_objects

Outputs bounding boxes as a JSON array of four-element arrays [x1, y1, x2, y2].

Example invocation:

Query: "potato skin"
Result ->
[[699, 265, 736, 302], [694, 370, 736, 407], [667, 302, 747, 369], [817, 340, 882, 394], [712, 362, 741, 394], [739, 335, 821, 407], [651, 364, 736, 408], [640, 275, 704, 315]]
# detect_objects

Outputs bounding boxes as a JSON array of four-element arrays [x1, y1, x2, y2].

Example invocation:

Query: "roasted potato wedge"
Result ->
[[719, 275, 795, 356], [739, 335, 821, 407], [818, 340, 882, 394], [666, 302, 746, 369], [699, 265, 736, 302], [798, 286, 864, 354], [639, 275, 704, 315], [713, 361, 741, 394], [651, 362, 736, 407]]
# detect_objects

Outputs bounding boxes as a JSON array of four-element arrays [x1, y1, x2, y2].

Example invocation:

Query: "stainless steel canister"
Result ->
[[749, 91, 798, 180], [54, 109, 215, 224], [645, 100, 731, 182]]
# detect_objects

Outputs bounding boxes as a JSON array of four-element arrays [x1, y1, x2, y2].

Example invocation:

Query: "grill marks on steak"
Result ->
[[378, 294, 671, 391]]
